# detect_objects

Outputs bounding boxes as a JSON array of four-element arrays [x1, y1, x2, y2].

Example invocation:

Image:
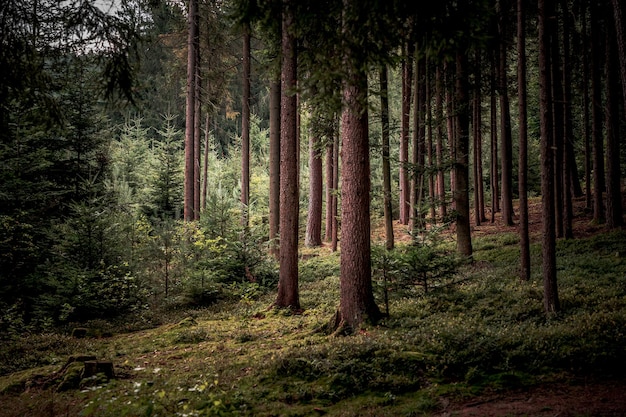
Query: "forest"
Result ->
[[1, 0, 626, 415]]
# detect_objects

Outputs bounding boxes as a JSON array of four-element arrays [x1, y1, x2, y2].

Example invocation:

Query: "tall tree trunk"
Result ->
[[582, 6, 592, 210], [498, 0, 514, 226], [325, 137, 334, 241], [539, 0, 559, 314], [426, 60, 437, 222], [399, 42, 414, 225], [605, 15, 624, 229], [517, 0, 530, 280], [269, 80, 281, 257], [241, 22, 251, 226], [490, 53, 500, 223], [473, 50, 485, 226], [435, 65, 447, 220], [411, 54, 426, 235], [202, 112, 210, 211], [184, 0, 198, 222], [305, 128, 323, 247], [380, 66, 395, 250], [446, 63, 457, 207], [590, 0, 605, 224], [193, 15, 201, 221], [455, 51, 473, 258], [550, 7, 564, 239], [331, 127, 340, 252], [275, 0, 300, 310], [334, 0, 381, 332], [611, 0, 626, 108], [561, 0, 574, 239]]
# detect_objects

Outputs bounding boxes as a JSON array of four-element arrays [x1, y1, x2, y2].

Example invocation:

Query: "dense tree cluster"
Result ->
[[1, 0, 624, 333]]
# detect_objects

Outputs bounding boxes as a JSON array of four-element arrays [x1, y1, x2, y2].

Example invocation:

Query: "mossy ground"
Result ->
[[1, 229, 626, 416]]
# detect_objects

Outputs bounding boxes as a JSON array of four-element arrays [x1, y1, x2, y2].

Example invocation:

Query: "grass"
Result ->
[[1, 230, 626, 416]]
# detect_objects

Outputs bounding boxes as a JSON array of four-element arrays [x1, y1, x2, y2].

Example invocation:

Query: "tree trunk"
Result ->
[[473, 50, 485, 226], [325, 138, 334, 241], [611, 0, 626, 108], [539, 0, 559, 314], [193, 17, 201, 221], [411, 55, 426, 235], [426, 60, 437, 222], [202, 112, 210, 211], [335, 0, 381, 332], [446, 63, 457, 207], [517, 0, 530, 280], [305, 128, 323, 247], [581, 6, 592, 210], [275, 0, 300, 310], [184, 0, 198, 222], [550, 9, 564, 239], [490, 53, 499, 223], [455, 51, 473, 258], [561, 0, 574, 239], [399, 42, 414, 225], [241, 22, 251, 226], [498, 0, 514, 227], [331, 127, 340, 252], [590, 0, 605, 224], [380, 66, 394, 250], [605, 15, 624, 229], [269, 80, 281, 257], [435, 65, 447, 220]]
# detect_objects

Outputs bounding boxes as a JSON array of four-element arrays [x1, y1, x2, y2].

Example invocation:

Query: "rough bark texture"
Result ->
[[269, 80, 280, 256], [517, 0, 530, 280], [275, 0, 299, 309], [539, 0, 559, 314], [611, 0, 626, 108], [380, 67, 394, 250], [605, 18, 624, 229], [335, 0, 381, 332], [241, 23, 251, 226], [410, 55, 426, 235], [331, 130, 339, 252], [399, 42, 414, 225], [183, 0, 198, 222], [473, 51, 484, 226], [202, 113, 210, 211], [454, 52, 473, 258], [590, 0, 605, 224], [561, 0, 573, 239], [305, 131, 323, 247], [490, 55, 499, 222], [435, 66, 447, 220], [325, 140, 334, 241], [193, 20, 201, 221]]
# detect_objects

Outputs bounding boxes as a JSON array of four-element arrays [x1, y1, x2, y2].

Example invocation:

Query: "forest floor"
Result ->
[[384, 195, 626, 417], [1, 195, 625, 417]]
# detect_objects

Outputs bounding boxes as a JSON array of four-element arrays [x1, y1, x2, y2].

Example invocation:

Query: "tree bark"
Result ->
[[331, 127, 339, 252], [611, 0, 626, 108], [605, 15, 624, 229], [473, 50, 485, 226], [455, 51, 473, 258], [184, 0, 198, 222], [269, 80, 281, 257], [202, 112, 210, 211], [193, 15, 201, 221], [241, 22, 251, 226], [275, 0, 300, 310], [305, 128, 323, 247], [380, 66, 394, 250], [539, 0, 559, 314], [325, 138, 334, 241], [411, 54, 426, 235], [435, 65, 447, 220], [498, 0, 514, 226], [590, 0, 605, 224], [517, 0, 530, 280], [490, 53, 499, 223], [335, 0, 381, 332], [561, 0, 573, 239], [399, 42, 414, 225]]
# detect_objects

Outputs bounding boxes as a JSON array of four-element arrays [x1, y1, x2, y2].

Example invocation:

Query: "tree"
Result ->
[[305, 122, 323, 247], [332, 0, 383, 332], [538, 0, 559, 314], [611, 0, 626, 107], [241, 22, 251, 226], [269, 79, 281, 256], [517, 0, 530, 280], [590, 0, 605, 224], [275, 0, 300, 310], [380, 66, 394, 250], [399, 42, 414, 225], [184, 0, 199, 221]]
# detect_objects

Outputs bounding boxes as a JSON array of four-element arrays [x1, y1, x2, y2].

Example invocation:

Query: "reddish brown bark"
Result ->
[[399, 42, 414, 225], [435, 66, 447, 220], [184, 0, 198, 222], [305, 130, 323, 247], [275, 0, 299, 309], [269, 80, 280, 256], [380, 66, 394, 250]]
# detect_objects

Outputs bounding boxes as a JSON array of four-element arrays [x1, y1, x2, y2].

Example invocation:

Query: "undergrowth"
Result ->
[[1, 230, 625, 416]]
